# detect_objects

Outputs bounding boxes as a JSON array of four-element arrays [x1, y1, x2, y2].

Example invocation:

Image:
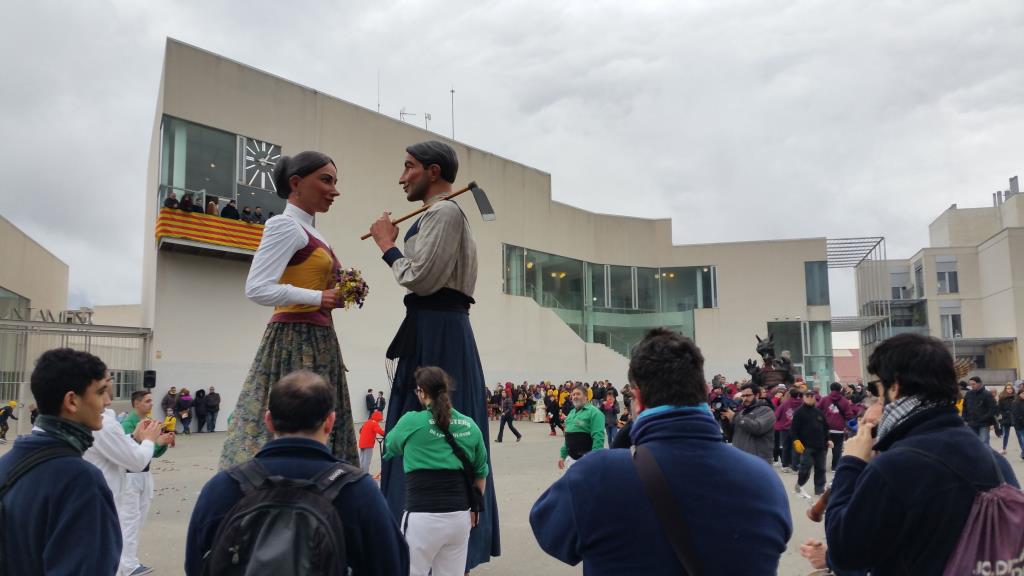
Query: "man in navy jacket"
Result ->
[[186, 371, 408, 575], [530, 328, 792, 575], [0, 348, 122, 575], [826, 333, 1018, 574]]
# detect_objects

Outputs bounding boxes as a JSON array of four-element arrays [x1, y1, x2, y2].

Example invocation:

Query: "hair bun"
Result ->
[[273, 156, 292, 199]]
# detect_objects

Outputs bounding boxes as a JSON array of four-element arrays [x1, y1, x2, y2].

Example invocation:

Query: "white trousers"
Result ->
[[118, 472, 154, 576], [359, 447, 374, 472], [402, 510, 472, 576]]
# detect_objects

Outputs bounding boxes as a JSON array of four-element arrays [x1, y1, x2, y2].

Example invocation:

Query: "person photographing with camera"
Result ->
[[384, 366, 488, 576]]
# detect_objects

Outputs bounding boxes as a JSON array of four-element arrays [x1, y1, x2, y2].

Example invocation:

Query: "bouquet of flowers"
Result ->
[[336, 267, 369, 309]]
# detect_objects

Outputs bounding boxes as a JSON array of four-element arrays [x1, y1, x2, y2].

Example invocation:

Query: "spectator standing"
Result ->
[[1012, 388, 1024, 459], [240, 206, 254, 223], [205, 200, 217, 215], [531, 329, 791, 574], [997, 383, 1016, 455], [600, 395, 619, 448], [163, 191, 178, 209], [253, 206, 265, 224], [186, 371, 408, 576], [824, 333, 1019, 574], [384, 367, 485, 576], [366, 388, 376, 418], [724, 384, 776, 464], [194, 389, 208, 433], [175, 388, 194, 434], [0, 401, 17, 443], [179, 193, 194, 212], [120, 390, 174, 576], [375, 390, 387, 414], [358, 410, 385, 472], [790, 390, 830, 497], [495, 390, 522, 443], [558, 386, 605, 470], [160, 387, 178, 416], [203, 386, 221, 432], [774, 388, 803, 472], [818, 382, 855, 470], [219, 199, 240, 220], [963, 376, 997, 444], [0, 349, 123, 576]]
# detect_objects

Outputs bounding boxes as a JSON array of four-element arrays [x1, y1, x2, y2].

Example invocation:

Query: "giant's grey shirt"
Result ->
[[383, 197, 477, 297]]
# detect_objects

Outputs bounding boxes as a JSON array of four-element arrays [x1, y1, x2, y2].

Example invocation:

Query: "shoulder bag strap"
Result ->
[[440, 427, 480, 509], [633, 444, 703, 576]]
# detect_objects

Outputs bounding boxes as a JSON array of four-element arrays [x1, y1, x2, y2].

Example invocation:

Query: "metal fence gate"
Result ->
[[0, 319, 151, 432]]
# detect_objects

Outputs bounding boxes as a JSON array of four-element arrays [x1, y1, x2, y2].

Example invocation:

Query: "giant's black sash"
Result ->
[[386, 288, 475, 362]]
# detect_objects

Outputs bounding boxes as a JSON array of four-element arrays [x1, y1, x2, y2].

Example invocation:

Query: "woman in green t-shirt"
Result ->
[[384, 366, 488, 576]]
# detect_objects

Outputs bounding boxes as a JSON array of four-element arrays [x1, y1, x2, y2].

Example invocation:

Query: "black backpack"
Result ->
[[202, 460, 366, 576]]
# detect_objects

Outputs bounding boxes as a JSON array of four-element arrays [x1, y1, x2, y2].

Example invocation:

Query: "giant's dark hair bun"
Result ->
[[272, 151, 335, 200]]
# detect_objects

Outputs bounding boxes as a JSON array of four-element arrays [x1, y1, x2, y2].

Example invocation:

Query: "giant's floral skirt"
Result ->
[[218, 322, 358, 468]]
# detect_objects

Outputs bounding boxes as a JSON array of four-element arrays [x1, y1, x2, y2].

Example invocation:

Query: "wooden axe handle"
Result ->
[[360, 182, 474, 240]]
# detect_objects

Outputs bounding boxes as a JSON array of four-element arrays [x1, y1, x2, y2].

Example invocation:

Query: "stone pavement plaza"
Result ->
[[4, 421, 1023, 575]]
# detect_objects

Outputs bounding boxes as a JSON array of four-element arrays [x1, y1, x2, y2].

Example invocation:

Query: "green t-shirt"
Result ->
[[384, 408, 489, 478], [121, 411, 168, 459], [560, 403, 606, 459]]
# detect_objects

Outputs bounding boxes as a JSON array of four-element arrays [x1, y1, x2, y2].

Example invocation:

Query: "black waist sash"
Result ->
[[565, 431, 593, 460], [386, 288, 475, 361], [405, 469, 470, 512]]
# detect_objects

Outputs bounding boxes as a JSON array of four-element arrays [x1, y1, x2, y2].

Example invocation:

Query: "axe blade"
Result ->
[[471, 185, 496, 221]]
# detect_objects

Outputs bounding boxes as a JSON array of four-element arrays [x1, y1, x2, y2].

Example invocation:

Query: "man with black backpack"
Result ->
[[825, 333, 1020, 574], [185, 370, 408, 576], [0, 348, 122, 575]]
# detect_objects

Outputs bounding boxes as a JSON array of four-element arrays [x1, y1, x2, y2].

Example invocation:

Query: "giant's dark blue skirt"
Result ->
[[381, 309, 500, 570]]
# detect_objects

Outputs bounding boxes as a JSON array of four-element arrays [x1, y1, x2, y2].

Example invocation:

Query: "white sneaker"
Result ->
[[794, 483, 812, 499]]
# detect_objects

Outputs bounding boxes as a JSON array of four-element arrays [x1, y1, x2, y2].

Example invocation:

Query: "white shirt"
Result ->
[[245, 203, 329, 307], [83, 409, 155, 506]]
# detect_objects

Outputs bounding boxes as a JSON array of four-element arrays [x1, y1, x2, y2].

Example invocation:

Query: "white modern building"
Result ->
[[139, 39, 839, 426], [854, 180, 1024, 383]]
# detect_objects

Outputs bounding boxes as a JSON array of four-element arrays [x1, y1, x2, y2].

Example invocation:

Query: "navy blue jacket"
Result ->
[[826, 406, 1018, 574], [0, 431, 122, 575], [185, 437, 409, 576], [530, 406, 792, 575]]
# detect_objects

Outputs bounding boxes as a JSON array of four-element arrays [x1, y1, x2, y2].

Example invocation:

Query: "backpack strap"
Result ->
[[311, 462, 366, 502], [226, 460, 272, 495], [0, 444, 79, 576], [0, 443, 79, 497], [440, 427, 484, 512], [632, 444, 703, 575]]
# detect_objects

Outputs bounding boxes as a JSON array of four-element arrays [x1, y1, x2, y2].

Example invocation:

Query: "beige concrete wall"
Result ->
[[0, 215, 68, 314], [928, 206, 1001, 248], [145, 40, 832, 425], [91, 304, 143, 327]]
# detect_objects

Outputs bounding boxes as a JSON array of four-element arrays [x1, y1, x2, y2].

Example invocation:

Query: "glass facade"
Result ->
[[502, 244, 716, 357], [159, 116, 286, 217], [765, 320, 834, 389], [805, 261, 830, 306]]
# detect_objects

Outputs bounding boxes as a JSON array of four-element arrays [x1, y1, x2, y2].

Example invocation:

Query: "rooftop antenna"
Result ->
[[450, 85, 455, 139], [399, 107, 416, 123], [424, 113, 432, 131]]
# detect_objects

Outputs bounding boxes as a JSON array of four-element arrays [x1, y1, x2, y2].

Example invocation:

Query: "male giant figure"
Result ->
[[369, 141, 500, 570]]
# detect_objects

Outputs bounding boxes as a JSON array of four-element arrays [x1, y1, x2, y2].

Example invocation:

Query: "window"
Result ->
[[913, 261, 924, 298], [588, 264, 607, 308], [936, 256, 959, 294], [805, 261, 830, 306], [635, 267, 659, 312], [939, 300, 962, 338], [503, 245, 525, 296], [608, 265, 633, 309], [160, 116, 238, 207], [889, 267, 911, 300], [0, 287, 29, 320]]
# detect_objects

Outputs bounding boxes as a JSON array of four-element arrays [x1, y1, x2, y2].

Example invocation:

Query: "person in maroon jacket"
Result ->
[[774, 388, 804, 472], [817, 382, 855, 471]]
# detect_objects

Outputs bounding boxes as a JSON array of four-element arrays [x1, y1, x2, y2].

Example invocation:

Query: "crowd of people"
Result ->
[[156, 386, 221, 434], [162, 191, 272, 224]]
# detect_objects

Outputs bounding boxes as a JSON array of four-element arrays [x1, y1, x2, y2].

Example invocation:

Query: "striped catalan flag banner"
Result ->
[[155, 208, 265, 251]]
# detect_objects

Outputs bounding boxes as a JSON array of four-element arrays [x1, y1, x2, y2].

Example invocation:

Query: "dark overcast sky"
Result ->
[[2, 0, 1022, 329]]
